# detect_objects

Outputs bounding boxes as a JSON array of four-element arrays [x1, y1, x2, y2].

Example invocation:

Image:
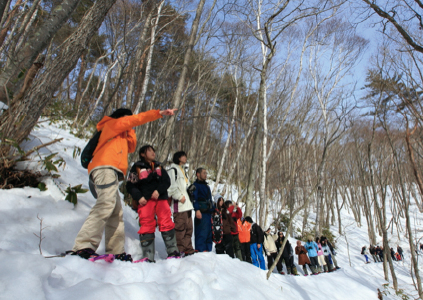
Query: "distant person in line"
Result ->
[[316, 237, 327, 272], [390, 247, 397, 261], [397, 245, 404, 260], [71, 108, 176, 261], [305, 236, 320, 275], [167, 151, 195, 256], [193, 168, 215, 252], [361, 246, 371, 264], [276, 232, 299, 275], [226, 200, 243, 261], [375, 246, 384, 262], [126, 145, 180, 262], [263, 228, 278, 270], [370, 245, 380, 262], [245, 216, 266, 270], [321, 237, 335, 272], [237, 217, 252, 263], [214, 195, 235, 258], [295, 240, 313, 276], [323, 236, 341, 269]]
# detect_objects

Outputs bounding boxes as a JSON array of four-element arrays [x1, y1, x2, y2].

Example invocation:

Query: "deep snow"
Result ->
[[0, 121, 421, 300]]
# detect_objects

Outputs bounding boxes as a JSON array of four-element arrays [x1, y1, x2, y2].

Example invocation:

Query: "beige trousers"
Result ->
[[73, 168, 125, 254]]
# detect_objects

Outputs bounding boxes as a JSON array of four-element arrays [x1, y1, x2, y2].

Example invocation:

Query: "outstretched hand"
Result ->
[[159, 108, 177, 116]]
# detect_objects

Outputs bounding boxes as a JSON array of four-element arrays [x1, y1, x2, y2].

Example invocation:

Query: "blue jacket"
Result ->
[[193, 179, 214, 213], [305, 241, 319, 257]]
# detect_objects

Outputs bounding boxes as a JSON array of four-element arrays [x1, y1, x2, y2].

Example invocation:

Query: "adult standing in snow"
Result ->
[[245, 216, 266, 270], [305, 236, 320, 275], [215, 195, 235, 258], [295, 240, 313, 276], [126, 145, 180, 262], [276, 232, 298, 275], [193, 168, 215, 252], [226, 200, 243, 261], [370, 245, 379, 262], [321, 238, 335, 272], [263, 228, 278, 270], [362, 246, 371, 264], [237, 217, 252, 263], [397, 245, 404, 260], [167, 151, 195, 256], [71, 108, 176, 260], [315, 237, 327, 272], [390, 247, 397, 261], [323, 236, 341, 269]]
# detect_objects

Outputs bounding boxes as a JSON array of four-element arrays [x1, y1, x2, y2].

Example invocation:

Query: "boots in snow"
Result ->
[[162, 229, 181, 258], [140, 233, 155, 262]]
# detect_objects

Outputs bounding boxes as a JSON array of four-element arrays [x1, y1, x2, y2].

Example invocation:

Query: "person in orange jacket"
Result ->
[[237, 217, 252, 263], [71, 108, 176, 260]]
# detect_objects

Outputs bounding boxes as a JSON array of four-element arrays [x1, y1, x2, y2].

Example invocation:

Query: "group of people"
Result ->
[[68, 108, 344, 274], [263, 232, 341, 276], [361, 245, 404, 263]]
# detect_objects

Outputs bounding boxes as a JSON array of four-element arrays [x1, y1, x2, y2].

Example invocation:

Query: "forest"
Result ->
[[0, 0, 422, 297]]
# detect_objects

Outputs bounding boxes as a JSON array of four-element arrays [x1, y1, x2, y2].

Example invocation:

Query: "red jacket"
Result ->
[[227, 206, 242, 235]]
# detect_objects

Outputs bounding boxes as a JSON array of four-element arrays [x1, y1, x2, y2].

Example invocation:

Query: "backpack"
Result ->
[[361, 247, 365, 255], [80, 131, 101, 169], [169, 167, 196, 203]]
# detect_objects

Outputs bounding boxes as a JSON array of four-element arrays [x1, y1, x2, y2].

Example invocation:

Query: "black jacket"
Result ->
[[250, 223, 264, 245], [276, 236, 293, 257], [126, 160, 170, 201]]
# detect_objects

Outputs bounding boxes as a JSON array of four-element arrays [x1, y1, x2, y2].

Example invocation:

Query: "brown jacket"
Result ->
[[221, 209, 236, 235], [295, 245, 311, 265]]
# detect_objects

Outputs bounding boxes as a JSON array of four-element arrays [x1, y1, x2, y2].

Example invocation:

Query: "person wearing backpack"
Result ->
[[126, 145, 180, 262], [214, 195, 235, 258], [167, 151, 195, 256], [245, 216, 266, 270], [71, 108, 176, 260], [362, 245, 371, 263]]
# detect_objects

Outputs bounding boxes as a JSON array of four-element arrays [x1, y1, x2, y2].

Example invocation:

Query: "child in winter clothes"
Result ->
[[237, 218, 252, 263], [295, 240, 313, 276], [315, 237, 327, 272], [126, 145, 179, 262], [305, 236, 319, 275], [214, 195, 235, 258], [321, 238, 334, 272], [245, 216, 266, 270]]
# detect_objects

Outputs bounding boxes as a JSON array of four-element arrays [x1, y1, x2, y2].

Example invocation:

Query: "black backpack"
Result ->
[[80, 131, 101, 169]]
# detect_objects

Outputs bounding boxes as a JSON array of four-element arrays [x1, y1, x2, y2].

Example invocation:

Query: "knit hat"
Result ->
[[214, 193, 223, 204], [110, 108, 133, 119]]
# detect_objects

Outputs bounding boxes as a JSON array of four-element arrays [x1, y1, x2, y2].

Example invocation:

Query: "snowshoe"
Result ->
[[89, 254, 115, 263], [167, 251, 182, 259], [211, 209, 223, 244], [114, 252, 133, 262], [133, 257, 155, 263], [71, 248, 99, 259]]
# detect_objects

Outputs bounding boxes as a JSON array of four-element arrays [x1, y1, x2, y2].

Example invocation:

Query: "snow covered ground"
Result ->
[[0, 121, 421, 300]]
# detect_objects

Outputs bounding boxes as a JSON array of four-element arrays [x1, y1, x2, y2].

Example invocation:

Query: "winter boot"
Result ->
[[302, 265, 309, 276], [291, 266, 299, 276], [71, 248, 99, 259], [140, 233, 155, 262], [323, 265, 328, 272], [115, 252, 133, 262], [161, 229, 180, 258]]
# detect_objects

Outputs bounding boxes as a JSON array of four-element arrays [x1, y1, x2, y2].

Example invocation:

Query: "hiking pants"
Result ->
[[173, 210, 194, 254], [73, 168, 124, 254], [138, 199, 175, 234], [250, 243, 266, 270], [241, 242, 252, 263], [215, 234, 234, 257], [309, 256, 319, 273], [194, 213, 212, 252]]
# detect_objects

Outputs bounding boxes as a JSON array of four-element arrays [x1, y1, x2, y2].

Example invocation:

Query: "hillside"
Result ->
[[0, 121, 421, 300]]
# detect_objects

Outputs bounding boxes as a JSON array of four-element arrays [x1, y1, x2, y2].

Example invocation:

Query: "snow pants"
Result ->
[[137, 199, 175, 234], [317, 254, 326, 272], [241, 242, 252, 263], [250, 243, 266, 270], [309, 256, 319, 274], [73, 168, 124, 254], [232, 234, 243, 261], [173, 210, 194, 254], [194, 213, 212, 252], [215, 234, 234, 258]]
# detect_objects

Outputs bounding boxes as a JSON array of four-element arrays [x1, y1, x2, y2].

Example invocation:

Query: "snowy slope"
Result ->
[[0, 121, 421, 300]]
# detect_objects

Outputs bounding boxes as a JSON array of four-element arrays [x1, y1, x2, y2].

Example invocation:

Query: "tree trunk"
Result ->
[[0, 0, 117, 147]]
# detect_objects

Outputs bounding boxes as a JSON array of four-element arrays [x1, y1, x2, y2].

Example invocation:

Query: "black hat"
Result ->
[[110, 108, 133, 119]]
